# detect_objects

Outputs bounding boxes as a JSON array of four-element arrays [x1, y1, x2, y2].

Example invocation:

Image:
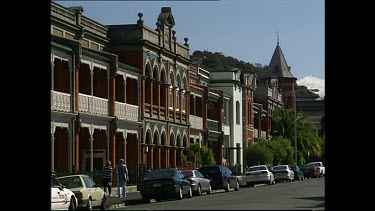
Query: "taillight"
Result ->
[[74, 191, 83, 199], [189, 179, 195, 184], [221, 174, 224, 182]]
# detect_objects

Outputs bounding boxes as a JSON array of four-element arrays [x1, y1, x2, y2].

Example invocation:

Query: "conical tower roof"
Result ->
[[266, 42, 295, 79]]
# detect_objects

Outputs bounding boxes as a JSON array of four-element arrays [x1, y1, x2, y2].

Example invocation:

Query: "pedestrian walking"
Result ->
[[102, 160, 113, 196], [116, 158, 129, 198]]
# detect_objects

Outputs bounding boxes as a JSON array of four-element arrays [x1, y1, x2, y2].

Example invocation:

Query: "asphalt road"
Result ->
[[112, 177, 325, 210]]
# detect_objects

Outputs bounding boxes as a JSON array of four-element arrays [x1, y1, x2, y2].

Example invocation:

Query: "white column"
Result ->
[[123, 132, 127, 165], [124, 76, 127, 104], [51, 135, 55, 173], [90, 65, 94, 113], [51, 55, 55, 91], [106, 130, 110, 161], [90, 136, 94, 172], [51, 122, 56, 172]]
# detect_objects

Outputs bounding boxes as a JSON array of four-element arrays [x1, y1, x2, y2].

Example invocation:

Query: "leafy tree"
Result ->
[[187, 142, 216, 166], [245, 141, 274, 167], [267, 136, 295, 166], [272, 107, 323, 163]]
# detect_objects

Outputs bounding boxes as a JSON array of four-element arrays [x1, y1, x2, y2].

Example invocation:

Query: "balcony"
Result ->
[[51, 90, 71, 112], [189, 115, 203, 130], [79, 93, 109, 116], [207, 119, 219, 132], [116, 102, 139, 121]]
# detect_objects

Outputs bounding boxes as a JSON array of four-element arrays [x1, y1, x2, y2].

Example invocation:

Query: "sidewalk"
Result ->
[[105, 186, 143, 209]]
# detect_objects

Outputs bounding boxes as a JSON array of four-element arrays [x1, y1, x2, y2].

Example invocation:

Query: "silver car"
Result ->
[[181, 170, 213, 196]]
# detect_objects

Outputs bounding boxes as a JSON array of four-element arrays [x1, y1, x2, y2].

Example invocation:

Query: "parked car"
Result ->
[[272, 165, 294, 182], [181, 170, 213, 196], [245, 165, 275, 187], [307, 162, 325, 177], [51, 177, 78, 210], [56, 175, 107, 210], [140, 169, 192, 202], [301, 164, 321, 178], [198, 165, 239, 192], [289, 165, 305, 181]]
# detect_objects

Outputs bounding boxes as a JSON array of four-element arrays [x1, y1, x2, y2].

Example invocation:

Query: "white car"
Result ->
[[307, 162, 325, 177], [51, 177, 78, 210], [272, 165, 295, 182], [245, 165, 275, 186], [56, 174, 107, 210]]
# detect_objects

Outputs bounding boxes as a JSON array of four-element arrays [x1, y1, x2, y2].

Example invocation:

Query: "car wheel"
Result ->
[[100, 196, 107, 210], [176, 187, 183, 200], [187, 187, 192, 198], [142, 196, 150, 203], [224, 181, 230, 192], [207, 184, 212, 195], [197, 185, 202, 196], [68, 196, 76, 210], [234, 181, 239, 191], [86, 199, 92, 211]]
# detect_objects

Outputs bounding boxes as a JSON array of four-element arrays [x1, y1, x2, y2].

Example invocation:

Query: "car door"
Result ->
[[195, 170, 209, 191], [83, 176, 101, 207], [51, 178, 68, 210]]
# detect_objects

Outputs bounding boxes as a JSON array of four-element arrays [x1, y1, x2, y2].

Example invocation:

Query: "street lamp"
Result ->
[[294, 87, 319, 165]]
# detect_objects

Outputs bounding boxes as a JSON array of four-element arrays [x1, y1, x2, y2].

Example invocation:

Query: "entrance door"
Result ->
[[83, 150, 106, 172]]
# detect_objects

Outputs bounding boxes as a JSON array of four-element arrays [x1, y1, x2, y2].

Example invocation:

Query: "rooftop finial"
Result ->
[[277, 31, 279, 45]]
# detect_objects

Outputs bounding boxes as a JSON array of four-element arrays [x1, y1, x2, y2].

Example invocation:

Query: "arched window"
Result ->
[[169, 72, 174, 109], [236, 101, 240, 124]]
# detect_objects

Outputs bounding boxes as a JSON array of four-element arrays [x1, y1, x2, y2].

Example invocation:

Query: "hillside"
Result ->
[[190, 50, 266, 75], [190, 50, 318, 97]]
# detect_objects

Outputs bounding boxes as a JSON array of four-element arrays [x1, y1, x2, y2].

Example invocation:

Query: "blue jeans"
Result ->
[[117, 178, 127, 197]]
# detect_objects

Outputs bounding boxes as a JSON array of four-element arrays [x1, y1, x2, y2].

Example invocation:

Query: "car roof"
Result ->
[[55, 174, 87, 179]]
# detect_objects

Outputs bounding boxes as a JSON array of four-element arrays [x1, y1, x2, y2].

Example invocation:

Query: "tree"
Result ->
[[272, 107, 323, 162], [187, 142, 216, 166], [245, 141, 274, 167]]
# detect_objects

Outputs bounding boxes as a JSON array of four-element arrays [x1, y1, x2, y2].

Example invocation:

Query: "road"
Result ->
[[112, 177, 325, 210]]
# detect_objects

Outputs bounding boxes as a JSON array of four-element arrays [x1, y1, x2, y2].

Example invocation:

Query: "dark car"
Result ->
[[289, 165, 305, 181], [140, 169, 192, 202], [198, 165, 239, 192], [300, 164, 320, 179], [181, 170, 213, 196]]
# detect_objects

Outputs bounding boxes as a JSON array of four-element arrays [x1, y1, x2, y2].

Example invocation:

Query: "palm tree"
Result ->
[[272, 107, 322, 158]]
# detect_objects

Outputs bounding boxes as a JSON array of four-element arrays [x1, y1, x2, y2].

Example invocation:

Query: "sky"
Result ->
[[54, 0, 325, 97]]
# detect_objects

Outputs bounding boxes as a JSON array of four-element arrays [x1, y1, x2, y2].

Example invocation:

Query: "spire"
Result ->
[[265, 42, 295, 79], [277, 31, 279, 45]]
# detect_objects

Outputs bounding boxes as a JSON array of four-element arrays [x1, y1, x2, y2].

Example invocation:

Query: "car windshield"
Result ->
[[181, 171, 193, 177], [248, 166, 267, 172], [145, 169, 176, 179], [57, 176, 83, 189], [273, 166, 287, 171]]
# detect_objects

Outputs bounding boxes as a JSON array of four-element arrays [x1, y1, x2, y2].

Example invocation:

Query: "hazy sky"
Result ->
[[55, 0, 325, 96]]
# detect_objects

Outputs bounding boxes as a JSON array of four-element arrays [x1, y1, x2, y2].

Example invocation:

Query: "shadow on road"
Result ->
[[294, 196, 325, 208]]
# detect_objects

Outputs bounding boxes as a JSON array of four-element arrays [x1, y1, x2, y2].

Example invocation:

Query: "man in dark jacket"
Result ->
[[102, 160, 113, 196]]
